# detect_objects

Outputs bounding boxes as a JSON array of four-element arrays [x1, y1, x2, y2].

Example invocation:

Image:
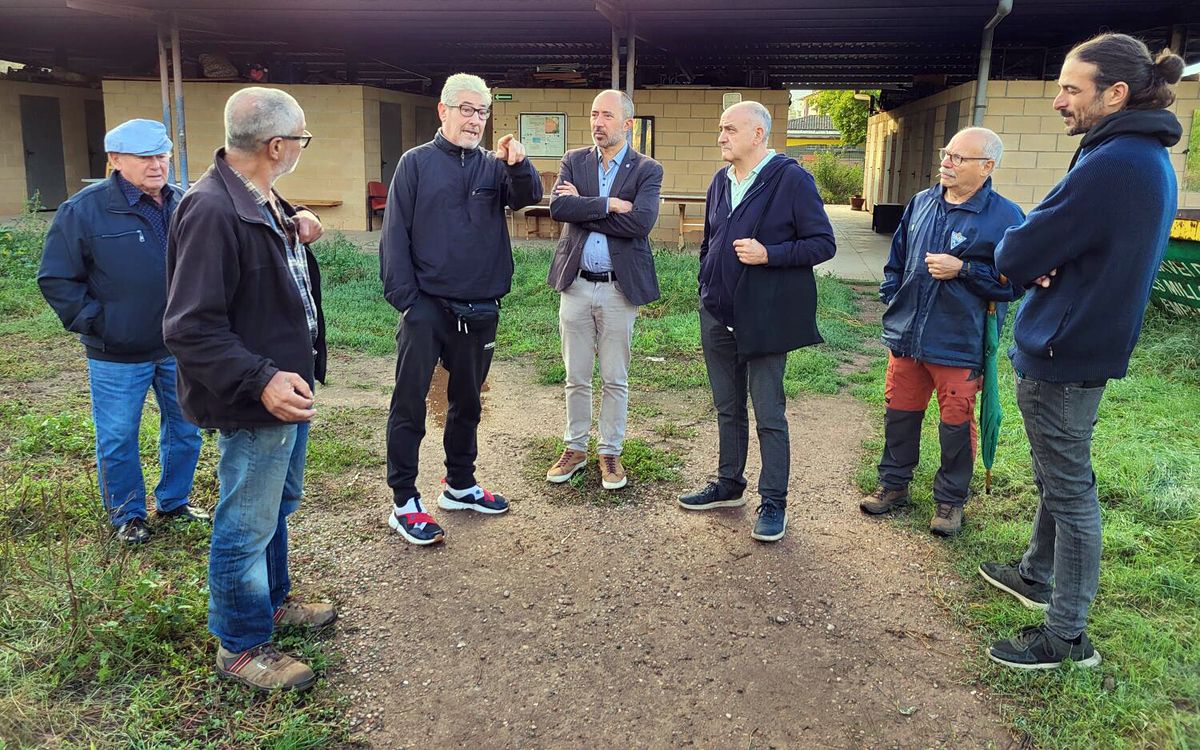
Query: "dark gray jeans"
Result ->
[[699, 305, 789, 506], [1015, 374, 1106, 640]]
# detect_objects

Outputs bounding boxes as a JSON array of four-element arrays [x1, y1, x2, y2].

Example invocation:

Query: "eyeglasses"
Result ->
[[938, 148, 991, 167], [267, 130, 313, 149], [451, 103, 491, 120]]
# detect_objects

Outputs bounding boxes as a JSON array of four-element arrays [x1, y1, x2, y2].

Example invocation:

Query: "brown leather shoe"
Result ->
[[859, 486, 910, 514], [273, 598, 337, 629], [216, 643, 316, 691], [930, 503, 964, 536], [600, 454, 627, 490], [546, 449, 587, 483]]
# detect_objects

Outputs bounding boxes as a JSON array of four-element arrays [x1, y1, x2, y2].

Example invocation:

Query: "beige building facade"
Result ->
[[864, 79, 1200, 213]]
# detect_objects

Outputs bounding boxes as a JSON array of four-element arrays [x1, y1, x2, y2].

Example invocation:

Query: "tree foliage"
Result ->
[[807, 90, 878, 147]]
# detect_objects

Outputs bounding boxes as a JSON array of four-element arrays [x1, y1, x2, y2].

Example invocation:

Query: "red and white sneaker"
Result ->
[[437, 484, 510, 514], [387, 498, 445, 545]]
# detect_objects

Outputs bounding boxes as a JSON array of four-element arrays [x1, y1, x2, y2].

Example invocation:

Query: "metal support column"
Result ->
[[625, 16, 636, 100], [170, 13, 189, 189], [156, 25, 175, 184]]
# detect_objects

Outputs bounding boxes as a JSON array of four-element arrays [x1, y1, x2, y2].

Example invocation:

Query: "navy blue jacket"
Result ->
[[996, 109, 1181, 382], [37, 174, 183, 362], [880, 179, 1024, 370], [379, 131, 543, 313], [699, 154, 836, 360]]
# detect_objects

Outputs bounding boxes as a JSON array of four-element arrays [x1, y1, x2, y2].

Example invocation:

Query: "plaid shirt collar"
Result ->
[[226, 164, 271, 207]]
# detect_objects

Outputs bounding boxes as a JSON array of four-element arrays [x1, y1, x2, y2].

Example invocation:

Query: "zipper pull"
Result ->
[[1048, 346, 1054, 358], [461, 150, 465, 166], [137, 230, 145, 243]]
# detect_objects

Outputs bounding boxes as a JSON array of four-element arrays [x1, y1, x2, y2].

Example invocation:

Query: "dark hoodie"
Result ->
[[698, 153, 836, 361], [995, 109, 1181, 382]]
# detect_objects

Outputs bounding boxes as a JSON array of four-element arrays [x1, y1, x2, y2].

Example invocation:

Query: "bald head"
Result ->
[[718, 100, 772, 170], [939, 126, 1003, 201]]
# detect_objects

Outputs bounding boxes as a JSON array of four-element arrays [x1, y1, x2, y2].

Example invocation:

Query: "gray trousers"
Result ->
[[699, 305, 789, 506], [1015, 374, 1106, 640], [559, 278, 638, 455]]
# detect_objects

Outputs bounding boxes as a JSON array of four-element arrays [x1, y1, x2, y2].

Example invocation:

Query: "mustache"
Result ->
[[938, 168, 956, 178]]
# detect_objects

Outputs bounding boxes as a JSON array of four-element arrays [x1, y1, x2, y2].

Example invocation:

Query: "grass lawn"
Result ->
[[1, 222, 1196, 749]]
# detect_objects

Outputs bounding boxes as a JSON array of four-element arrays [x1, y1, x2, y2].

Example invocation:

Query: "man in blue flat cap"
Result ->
[[37, 118, 206, 544]]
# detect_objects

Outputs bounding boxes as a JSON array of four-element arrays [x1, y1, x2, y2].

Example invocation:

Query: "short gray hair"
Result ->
[[727, 100, 772, 139], [596, 89, 635, 120], [957, 126, 1004, 166], [441, 73, 491, 106], [224, 87, 304, 153]]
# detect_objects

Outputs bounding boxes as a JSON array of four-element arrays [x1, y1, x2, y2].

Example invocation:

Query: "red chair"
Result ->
[[367, 181, 388, 231]]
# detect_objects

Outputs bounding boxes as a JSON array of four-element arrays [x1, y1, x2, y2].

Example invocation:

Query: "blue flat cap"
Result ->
[[104, 119, 173, 156]]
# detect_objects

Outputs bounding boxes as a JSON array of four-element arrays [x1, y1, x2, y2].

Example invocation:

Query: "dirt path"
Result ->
[[292, 352, 1015, 749]]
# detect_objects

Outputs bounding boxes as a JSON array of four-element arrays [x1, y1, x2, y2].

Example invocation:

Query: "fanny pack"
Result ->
[[442, 298, 501, 333]]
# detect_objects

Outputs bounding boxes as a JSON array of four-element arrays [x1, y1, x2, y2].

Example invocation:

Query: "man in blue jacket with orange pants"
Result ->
[[677, 101, 835, 543], [982, 33, 1183, 671], [860, 127, 1024, 536]]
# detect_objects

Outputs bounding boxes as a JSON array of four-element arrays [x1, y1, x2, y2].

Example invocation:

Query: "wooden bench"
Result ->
[[291, 198, 344, 208], [661, 193, 707, 250]]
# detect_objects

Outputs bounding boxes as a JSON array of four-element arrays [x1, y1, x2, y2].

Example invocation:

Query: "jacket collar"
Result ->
[[434, 129, 479, 159], [590, 142, 638, 195], [1070, 108, 1182, 170], [933, 177, 992, 214], [104, 171, 180, 214], [210, 148, 290, 225]]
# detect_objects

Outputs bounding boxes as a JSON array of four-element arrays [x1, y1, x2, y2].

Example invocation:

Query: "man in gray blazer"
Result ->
[[545, 89, 663, 491]]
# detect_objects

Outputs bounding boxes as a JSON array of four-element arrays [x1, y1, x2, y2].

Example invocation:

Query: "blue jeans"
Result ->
[[1015, 374, 1106, 640], [86, 357, 203, 526], [209, 421, 309, 653]]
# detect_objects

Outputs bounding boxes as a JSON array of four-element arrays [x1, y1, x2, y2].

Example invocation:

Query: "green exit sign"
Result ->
[[495, 93, 513, 101]]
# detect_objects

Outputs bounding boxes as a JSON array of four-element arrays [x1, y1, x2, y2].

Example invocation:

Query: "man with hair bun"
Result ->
[[982, 33, 1183, 670]]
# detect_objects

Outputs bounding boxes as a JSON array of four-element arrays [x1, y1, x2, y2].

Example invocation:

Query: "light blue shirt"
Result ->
[[581, 141, 630, 273], [727, 149, 776, 211]]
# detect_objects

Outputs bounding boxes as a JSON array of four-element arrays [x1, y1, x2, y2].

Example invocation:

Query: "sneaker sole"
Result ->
[[217, 667, 316, 692], [751, 514, 788, 542], [602, 476, 628, 490], [978, 565, 1051, 611], [437, 495, 509, 514], [930, 524, 962, 537], [546, 462, 586, 483], [677, 496, 746, 511], [987, 649, 1101, 670], [387, 513, 446, 545]]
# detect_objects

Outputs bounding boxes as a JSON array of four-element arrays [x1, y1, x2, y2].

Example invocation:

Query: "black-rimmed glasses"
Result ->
[[452, 103, 491, 120], [938, 148, 991, 167], [267, 130, 313, 149]]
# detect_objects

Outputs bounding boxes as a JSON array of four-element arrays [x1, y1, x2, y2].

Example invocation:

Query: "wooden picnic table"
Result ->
[[661, 193, 706, 250]]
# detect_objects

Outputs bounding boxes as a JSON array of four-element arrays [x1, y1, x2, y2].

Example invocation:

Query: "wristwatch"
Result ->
[[957, 261, 971, 278]]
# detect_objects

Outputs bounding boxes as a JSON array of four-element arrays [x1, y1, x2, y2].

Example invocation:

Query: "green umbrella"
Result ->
[[980, 299, 1003, 493]]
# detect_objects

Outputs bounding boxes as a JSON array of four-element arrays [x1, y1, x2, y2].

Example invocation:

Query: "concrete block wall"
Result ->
[[865, 79, 1200, 212], [491, 87, 790, 246], [102, 80, 374, 230], [0, 80, 102, 215]]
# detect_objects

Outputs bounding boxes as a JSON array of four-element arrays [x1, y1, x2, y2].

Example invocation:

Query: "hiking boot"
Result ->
[[859, 485, 910, 515], [988, 624, 1101, 670], [388, 499, 445, 546], [158, 503, 211, 523], [438, 485, 509, 514], [978, 561, 1051, 611], [216, 642, 316, 691], [677, 482, 745, 511], [274, 598, 338, 629], [751, 503, 788, 542], [546, 449, 587, 483], [115, 518, 151, 545], [930, 503, 963, 536], [600, 454, 627, 490]]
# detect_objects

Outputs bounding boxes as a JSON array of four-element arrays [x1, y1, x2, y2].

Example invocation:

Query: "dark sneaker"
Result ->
[[115, 518, 151, 544], [158, 503, 211, 523], [930, 503, 963, 536], [216, 643, 316, 691], [274, 598, 338, 629], [988, 624, 1101, 670], [979, 561, 1051, 611], [678, 482, 745, 511], [751, 503, 788, 542], [437, 486, 509, 514], [859, 485, 910, 514], [388, 500, 445, 546]]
